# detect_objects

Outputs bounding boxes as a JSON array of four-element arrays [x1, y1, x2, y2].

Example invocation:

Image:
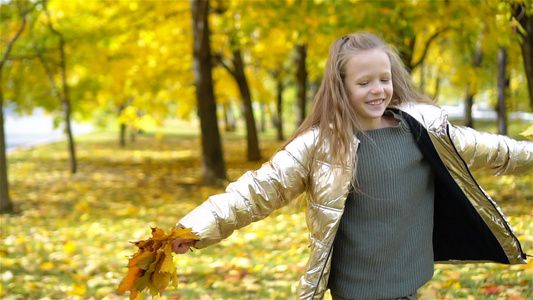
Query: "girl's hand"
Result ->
[[172, 238, 196, 254]]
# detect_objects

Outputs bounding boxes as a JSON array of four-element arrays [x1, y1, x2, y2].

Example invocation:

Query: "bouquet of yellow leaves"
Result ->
[[117, 227, 200, 299]]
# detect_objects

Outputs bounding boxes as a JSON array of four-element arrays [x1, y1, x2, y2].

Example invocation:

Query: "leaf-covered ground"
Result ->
[[1, 122, 532, 300]]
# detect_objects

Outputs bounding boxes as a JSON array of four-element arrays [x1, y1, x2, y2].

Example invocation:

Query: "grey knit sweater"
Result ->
[[328, 113, 435, 300]]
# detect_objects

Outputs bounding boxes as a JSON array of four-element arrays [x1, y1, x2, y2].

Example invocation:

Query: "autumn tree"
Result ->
[[0, 1, 32, 213], [35, 1, 77, 173], [247, 5, 296, 141], [218, 46, 262, 161], [6, 0, 86, 175], [292, 0, 310, 127], [213, 1, 262, 161], [190, 0, 227, 184], [512, 2, 533, 109]]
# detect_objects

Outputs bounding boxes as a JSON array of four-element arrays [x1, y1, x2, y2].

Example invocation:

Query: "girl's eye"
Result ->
[[381, 79, 391, 83], [358, 82, 368, 86]]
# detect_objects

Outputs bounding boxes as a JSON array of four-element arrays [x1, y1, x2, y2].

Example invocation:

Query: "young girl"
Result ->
[[172, 32, 532, 300]]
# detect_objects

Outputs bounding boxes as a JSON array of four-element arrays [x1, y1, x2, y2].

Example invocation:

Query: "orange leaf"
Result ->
[[128, 290, 139, 300], [117, 249, 150, 294], [117, 265, 142, 294], [483, 284, 500, 295], [151, 227, 167, 240]]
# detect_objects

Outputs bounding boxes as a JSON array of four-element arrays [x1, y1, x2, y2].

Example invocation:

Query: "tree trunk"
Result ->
[[62, 92, 77, 174], [260, 103, 266, 133], [57, 29, 76, 174], [120, 123, 126, 147], [464, 38, 483, 128], [464, 86, 474, 128], [223, 102, 235, 132], [130, 128, 137, 143], [419, 62, 426, 94], [0, 88, 13, 213], [43, 2, 76, 174], [513, 4, 533, 110], [497, 47, 508, 135], [231, 49, 261, 161], [118, 103, 126, 147], [295, 44, 307, 127], [275, 77, 284, 141], [432, 69, 441, 100], [190, 0, 227, 184], [0, 2, 29, 213]]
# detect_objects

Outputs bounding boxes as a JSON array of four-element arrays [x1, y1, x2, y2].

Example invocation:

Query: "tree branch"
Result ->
[[0, 4, 30, 70], [214, 53, 236, 77], [411, 27, 448, 70], [34, 44, 61, 100]]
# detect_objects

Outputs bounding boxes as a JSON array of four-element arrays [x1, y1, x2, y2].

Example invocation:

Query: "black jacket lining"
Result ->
[[399, 110, 510, 264]]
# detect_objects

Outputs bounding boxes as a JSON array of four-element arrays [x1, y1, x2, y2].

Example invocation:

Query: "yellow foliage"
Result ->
[[40, 262, 54, 271], [3, 131, 532, 298], [117, 227, 200, 299], [520, 124, 533, 141], [63, 241, 77, 254], [67, 283, 87, 296]]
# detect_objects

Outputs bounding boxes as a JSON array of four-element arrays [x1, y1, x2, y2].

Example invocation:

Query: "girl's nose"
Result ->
[[370, 82, 384, 94]]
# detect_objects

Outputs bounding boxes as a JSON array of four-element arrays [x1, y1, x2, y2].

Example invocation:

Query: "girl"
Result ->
[[172, 32, 532, 300]]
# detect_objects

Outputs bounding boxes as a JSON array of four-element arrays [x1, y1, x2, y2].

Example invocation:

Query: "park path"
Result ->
[[5, 108, 92, 153]]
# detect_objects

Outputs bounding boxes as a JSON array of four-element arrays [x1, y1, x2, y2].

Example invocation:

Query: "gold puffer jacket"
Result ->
[[178, 103, 532, 300]]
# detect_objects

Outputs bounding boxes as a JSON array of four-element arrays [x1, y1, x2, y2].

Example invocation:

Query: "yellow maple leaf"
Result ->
[[520, 124, 533, 141], [159, 243, 176, 273], [168, 227, 200, 240], [152, 271, 172, 295]]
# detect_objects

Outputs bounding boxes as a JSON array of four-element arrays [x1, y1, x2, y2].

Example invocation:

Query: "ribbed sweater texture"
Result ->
[[328, 113, 435, 300]]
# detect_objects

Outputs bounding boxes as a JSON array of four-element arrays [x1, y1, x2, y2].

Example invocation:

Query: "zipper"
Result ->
[[310, 241, 335, 299], [310, 138, 360, 298], [445, 126, 527, 261]]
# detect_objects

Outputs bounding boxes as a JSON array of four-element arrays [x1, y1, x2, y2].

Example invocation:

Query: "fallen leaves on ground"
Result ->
[[1, 123, 532, 299]]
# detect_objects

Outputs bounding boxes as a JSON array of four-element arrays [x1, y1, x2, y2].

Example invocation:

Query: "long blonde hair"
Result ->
[[284, 32, 433, 184]]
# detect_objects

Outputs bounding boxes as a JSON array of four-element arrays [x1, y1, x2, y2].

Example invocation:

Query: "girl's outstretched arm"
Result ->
[[449, 125, 533, 175], [176, 129, 317, 249]]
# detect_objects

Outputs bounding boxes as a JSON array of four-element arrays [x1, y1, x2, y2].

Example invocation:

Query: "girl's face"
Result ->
[[343, 49, 393, 130]]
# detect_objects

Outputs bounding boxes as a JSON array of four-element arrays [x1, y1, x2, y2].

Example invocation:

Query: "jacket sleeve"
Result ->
[[177, 130, 316, 249], [449, 124, 533, 175]]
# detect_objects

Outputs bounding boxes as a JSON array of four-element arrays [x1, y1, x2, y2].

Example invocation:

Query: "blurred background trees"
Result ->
[[1, 0, 532, 212]]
